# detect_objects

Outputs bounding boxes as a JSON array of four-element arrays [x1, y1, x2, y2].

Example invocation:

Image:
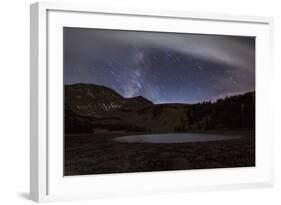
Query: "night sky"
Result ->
[[64, 27, 255, 104]]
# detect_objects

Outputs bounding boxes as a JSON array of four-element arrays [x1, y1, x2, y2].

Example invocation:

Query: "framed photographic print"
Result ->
[[30, 2, 274, 202]]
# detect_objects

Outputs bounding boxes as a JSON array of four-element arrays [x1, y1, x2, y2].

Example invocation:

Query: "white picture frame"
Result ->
[[30, 2, 274, 202]]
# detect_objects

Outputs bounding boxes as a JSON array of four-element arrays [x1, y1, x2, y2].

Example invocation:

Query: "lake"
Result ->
[[113, 133, 241, 144]]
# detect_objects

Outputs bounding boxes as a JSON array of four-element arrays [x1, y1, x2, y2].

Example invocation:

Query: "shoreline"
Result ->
[[65, 129, 255, 138]]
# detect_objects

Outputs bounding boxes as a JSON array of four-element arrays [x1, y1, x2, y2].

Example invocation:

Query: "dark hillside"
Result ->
[[64, 84, 255, 134]]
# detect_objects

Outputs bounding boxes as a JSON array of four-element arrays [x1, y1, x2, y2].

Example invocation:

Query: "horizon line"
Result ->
[[64, 83, 255, 105]]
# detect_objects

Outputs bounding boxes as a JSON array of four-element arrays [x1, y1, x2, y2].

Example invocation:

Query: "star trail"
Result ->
[[64, 27, 255, 104]]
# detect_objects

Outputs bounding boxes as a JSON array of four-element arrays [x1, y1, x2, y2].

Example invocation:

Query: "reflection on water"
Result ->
[[114, 133, 241, 144]]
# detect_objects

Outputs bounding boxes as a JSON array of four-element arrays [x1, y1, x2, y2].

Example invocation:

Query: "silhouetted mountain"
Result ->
[[65, 83, 153, 117], [64, 84, 255, 134], [127, 96, 154, 107]]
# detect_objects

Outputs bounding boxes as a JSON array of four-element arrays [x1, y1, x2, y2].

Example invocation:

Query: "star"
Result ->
[[64, 27, 255, 104]]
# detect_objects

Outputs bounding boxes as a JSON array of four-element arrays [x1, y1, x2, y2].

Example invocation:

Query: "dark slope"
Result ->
[[64, 84, 255, 134]]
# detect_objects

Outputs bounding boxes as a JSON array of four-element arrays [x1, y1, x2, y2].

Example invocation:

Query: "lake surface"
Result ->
[[114, 133, 241, 144]]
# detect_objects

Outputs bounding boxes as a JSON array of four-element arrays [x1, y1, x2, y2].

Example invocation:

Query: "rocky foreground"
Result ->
[[64, 130, 255, 176]]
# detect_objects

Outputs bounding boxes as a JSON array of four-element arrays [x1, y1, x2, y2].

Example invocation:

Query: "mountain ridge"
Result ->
[[64, 83, 255, 134]]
